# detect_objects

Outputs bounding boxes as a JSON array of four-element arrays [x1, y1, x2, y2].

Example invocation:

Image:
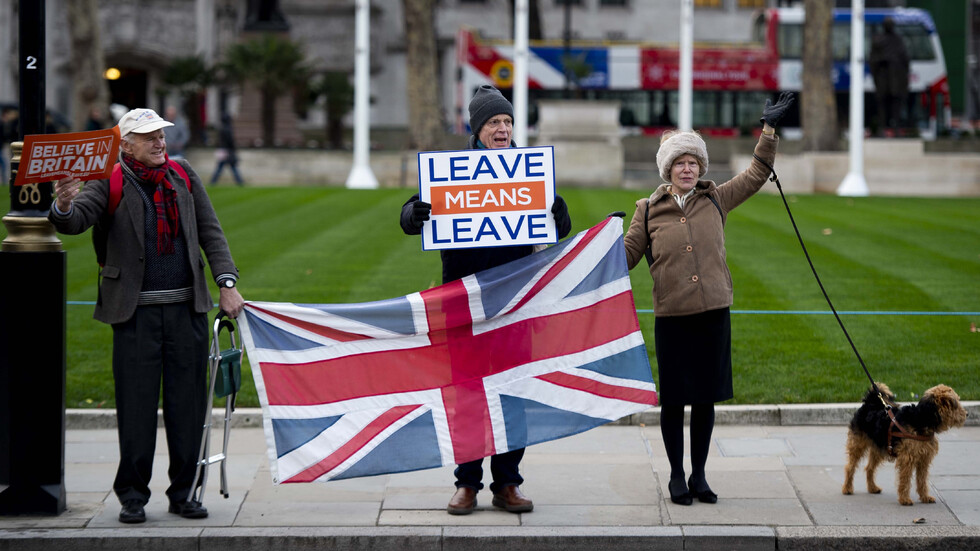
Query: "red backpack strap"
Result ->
[[167, 159, 193, 193], [107, 160, 192, 215]]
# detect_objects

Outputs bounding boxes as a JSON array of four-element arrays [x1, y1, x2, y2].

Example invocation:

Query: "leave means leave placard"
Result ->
[[417, 146, 557, 250]]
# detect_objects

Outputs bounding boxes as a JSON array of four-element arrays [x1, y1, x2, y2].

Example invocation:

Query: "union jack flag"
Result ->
[[238, 217, 656, 484]]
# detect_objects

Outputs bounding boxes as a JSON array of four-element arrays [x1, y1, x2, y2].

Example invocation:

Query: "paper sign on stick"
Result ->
[[418, 146, 557, 250], [13, 127, 121, 186]]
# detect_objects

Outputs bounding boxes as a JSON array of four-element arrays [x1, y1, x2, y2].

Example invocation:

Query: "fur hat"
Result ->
[[469, 85, 514, 135], [656, 130, 709, 183]]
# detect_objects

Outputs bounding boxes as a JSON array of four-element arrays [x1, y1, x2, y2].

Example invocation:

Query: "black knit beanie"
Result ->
[[469, 85, 514, 135]]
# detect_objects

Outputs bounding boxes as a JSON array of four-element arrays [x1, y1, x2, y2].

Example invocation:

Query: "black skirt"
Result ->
[[654, 307, 733, 406]]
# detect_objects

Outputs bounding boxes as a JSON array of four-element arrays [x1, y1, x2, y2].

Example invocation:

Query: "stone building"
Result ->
[[0, 0, 785, 148]]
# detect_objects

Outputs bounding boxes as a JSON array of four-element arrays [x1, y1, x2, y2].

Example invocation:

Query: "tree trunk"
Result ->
[[801, 0, 839, 151], [184, 92, 205, 145], [67, 0, 110, 131], [261, 87, 276, 147], [403, 0, 445, 150], [327, 116, 344, 149]]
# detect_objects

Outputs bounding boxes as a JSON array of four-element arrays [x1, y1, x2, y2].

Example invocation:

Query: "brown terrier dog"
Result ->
[[842, 383, 968, 505]]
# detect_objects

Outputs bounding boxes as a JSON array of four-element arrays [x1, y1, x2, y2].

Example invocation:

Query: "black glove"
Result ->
[[760, 91, 795, 128], [551, 195, 572, 239], [411, 200, 431, 226], [399, 199, 431, 234], [606, 211, 626, 218]]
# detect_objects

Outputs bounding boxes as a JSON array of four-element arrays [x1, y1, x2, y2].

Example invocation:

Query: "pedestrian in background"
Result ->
[[49, 107, 244, 524], [85, 106, 106, 131], [623, 92, 794, 507], [400, 85, 572, 516], [163, 105, 190, 158], [870, 17, 910, 135], [210, 113, 243, 186], [0, 107, 17, 183]]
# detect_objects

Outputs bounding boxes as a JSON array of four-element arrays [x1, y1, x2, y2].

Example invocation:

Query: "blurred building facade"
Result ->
[[0, 0, 975, 147]]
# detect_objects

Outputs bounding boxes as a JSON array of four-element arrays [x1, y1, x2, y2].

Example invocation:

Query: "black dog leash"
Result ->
[[752, 154, 890, 409]]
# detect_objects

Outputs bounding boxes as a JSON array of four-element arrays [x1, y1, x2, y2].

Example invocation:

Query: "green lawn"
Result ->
[[5, 188, 978, 408]]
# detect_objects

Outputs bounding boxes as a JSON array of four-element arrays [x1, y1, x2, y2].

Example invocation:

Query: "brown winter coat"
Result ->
[[624, 134, 777, 317]]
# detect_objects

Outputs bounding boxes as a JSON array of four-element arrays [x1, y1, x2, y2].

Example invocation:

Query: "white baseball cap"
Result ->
[[117, 108, 173, 137]]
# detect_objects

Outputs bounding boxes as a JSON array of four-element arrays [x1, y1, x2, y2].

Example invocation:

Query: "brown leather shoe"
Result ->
[[491, 485, 533, 513], [447, 487, 477, 515]]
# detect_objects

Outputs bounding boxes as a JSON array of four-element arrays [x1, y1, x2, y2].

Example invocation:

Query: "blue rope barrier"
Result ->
[[66, 300, 977, 316]]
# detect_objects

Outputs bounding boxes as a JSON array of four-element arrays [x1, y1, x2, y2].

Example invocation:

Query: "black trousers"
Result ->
[[111, 302, 208, 506], [454, 448, 525, 494]]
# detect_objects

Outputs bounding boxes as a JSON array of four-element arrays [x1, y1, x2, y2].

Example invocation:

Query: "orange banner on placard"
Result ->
[[13, 126, 121, 186], [430, 181, 547, 215]]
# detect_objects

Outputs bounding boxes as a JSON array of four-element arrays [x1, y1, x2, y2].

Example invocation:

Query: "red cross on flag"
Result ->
[[239, 217, 656, 484]]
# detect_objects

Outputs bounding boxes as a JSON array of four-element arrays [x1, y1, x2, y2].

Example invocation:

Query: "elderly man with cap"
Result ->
[[623, 92, 794, 507], [49, 108, 244, 524], [400, 85, 572, 515]]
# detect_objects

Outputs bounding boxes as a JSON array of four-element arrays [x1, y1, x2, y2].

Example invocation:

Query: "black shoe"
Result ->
[[119, 500, 146, 524], [169, 499, 209, 519], [668, 478, 693, 506], [688, 474, 718, 504]]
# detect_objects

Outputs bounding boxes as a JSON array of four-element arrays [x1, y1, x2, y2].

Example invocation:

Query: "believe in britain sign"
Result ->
[[417, 146, 557, 250], [13, 127, 121, 186]]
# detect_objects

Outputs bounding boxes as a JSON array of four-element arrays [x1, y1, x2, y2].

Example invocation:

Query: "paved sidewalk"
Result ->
[[1, 405, 978, 550]]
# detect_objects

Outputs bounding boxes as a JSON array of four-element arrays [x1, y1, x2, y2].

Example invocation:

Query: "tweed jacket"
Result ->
[[624, 134, 777, 317], [48, 158, 238, 325]]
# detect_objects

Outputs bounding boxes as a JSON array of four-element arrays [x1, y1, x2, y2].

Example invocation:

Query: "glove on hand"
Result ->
[[606, 211, 626, 218], [551, 195, 572, 238], [410, 200, 431, 229], [760, 91, 796, 128]]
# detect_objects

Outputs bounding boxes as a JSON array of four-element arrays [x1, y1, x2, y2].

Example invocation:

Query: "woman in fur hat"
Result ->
[[623, 92, 794, 506]]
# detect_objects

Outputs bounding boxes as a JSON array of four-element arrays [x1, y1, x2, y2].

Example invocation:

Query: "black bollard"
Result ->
[[0, 0, 67, 515], [0, 250, 67, 514]]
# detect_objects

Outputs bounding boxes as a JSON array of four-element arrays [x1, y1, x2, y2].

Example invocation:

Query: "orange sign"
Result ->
[[431, 181, 547, 215], [13, 126, 121, 186]]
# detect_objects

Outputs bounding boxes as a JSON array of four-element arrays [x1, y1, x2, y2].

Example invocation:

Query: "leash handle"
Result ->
[[752, 154, 885, 403]]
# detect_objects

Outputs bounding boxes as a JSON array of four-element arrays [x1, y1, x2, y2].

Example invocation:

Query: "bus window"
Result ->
[[752, 12, 768, 43], [831, 23, 853, 61], [692, 92, 717, 127], [608, 90, 653, 127], [735, 91, 771, 129], [895, 24, 935, 61], [778, 23, 803, 59], [830, 21, 934, 62]]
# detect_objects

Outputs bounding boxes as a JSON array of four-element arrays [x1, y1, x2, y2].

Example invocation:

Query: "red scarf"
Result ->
[[122, 154, 179, 255]]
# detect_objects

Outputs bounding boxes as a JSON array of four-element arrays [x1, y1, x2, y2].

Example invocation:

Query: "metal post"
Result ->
[[0, 0, 67, 516], [838, 0, 869, 196], [197, 0, 218, 130], [678, 0, 694, 132], [562, 1, 571, 98], [513, 0, 529, 146], [345, 0, 378, 189]]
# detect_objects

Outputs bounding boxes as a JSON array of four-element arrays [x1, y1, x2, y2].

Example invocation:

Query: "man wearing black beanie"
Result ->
[[399, 85, 572, 515]]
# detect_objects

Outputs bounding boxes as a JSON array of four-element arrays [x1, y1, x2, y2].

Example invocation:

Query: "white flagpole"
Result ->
[[838, 0, 869, 196], [678, 0, 694, 131], [513, 0, 529, 146], [346, 0, 378, 189]]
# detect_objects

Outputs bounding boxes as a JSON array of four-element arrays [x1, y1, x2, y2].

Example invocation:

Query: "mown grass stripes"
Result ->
[[4, 188, 977, 408]]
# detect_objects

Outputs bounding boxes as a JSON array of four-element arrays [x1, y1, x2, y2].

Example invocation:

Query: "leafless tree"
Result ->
[[801, 0, 839, 151], [67, 0, 111, 131], [403, 0, 445, 150]]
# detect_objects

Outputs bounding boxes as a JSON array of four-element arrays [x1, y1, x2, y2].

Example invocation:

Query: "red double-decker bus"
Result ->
[[456, 7, 947, 137]]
